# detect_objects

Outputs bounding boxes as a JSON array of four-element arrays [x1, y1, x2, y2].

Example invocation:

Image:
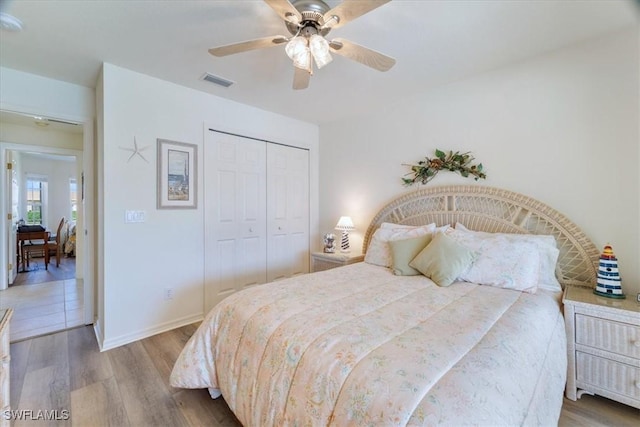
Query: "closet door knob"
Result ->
[[278, 226, 282, 230], [249, 228, 253, 233]]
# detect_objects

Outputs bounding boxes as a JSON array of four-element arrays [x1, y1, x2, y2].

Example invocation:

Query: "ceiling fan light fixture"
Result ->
[[294, 48, 313, 73], [286, 36, 312, 72], [309, 34, 332, 69], [285, 36, 307, 60], [208, 0, 396, 90]]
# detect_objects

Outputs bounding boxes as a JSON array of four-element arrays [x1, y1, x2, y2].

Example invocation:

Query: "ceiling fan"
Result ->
[[208, 0, 396, 90]]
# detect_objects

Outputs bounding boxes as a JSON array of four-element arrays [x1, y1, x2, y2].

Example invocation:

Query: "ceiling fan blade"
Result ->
[[264, 0, 302, 24], [209, 36, 288, 57], [323, 0, 391, 29], [329, 38, 395, 71], [293, 67, 310, 90]]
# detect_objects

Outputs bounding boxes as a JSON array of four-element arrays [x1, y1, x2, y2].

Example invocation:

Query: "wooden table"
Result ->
[[16, 230, 50, 272]]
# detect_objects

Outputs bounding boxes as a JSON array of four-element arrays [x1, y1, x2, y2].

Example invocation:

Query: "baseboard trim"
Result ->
[[99, 313, 204, 351], [93, 320, 105, 352]]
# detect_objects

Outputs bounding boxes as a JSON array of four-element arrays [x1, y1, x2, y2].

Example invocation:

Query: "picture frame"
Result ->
[[157, 138, 197, 209]]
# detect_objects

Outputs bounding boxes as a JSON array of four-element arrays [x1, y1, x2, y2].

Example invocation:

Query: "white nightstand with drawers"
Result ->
[[563, 286, 640, 409], [311, 251, 364, 272]]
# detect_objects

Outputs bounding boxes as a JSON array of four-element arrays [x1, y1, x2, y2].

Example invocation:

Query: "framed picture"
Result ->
[[157, 138, 197, 209]]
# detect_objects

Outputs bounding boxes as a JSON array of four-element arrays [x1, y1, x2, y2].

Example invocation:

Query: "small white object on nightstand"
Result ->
[[563, 285, 640, 409]]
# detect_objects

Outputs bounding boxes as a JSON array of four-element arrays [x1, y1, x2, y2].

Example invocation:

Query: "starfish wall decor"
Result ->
[[119, 137, 150, 163]]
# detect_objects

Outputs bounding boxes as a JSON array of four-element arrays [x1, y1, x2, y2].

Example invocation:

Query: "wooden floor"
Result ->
[[9, 324, 639, 426], [12, 255, 76, 287]]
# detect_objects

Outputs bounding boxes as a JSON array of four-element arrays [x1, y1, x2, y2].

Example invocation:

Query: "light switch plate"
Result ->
[[636, 293, 640, 303], [125, 210, 146, 223]]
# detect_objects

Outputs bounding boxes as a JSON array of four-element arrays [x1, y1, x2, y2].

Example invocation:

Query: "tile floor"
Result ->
[[0, 278, 84, 342]]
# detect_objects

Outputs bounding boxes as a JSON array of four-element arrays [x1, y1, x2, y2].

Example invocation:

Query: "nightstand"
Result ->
[[311, 251, 364, 272], [563, 286, 640, 409]]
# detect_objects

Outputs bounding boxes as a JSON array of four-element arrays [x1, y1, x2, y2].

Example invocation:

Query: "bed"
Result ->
[[63, 221, 77, 256], [170, 185, 600, 426]]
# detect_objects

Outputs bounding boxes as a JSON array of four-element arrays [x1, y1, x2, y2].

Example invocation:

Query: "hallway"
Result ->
[[1, 256, 83, 342], [0, 278, 83, 342]]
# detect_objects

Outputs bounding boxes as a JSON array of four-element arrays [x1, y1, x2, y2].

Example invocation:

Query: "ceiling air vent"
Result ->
[[201, 72, 234, 88], [47, 118, 79, 126]]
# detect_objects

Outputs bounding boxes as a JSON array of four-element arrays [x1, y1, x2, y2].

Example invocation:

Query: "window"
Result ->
[[70, 178, 78, 221], [26, 178, 45, 225]]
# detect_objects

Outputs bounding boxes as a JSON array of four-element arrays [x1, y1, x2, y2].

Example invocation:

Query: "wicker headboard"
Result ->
[[363, 185, 599, 288]]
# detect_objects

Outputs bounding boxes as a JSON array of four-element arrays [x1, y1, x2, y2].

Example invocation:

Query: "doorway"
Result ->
[[0, 110, 93, 342], [8, 151, 79, 285]]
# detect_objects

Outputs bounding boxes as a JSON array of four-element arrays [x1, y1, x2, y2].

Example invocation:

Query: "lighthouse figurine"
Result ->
[[594, 244, 625, 299]]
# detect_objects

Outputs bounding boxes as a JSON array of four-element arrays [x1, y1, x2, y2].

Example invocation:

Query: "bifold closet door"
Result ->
[[204, 132, 267, 312], [267, 143, 310, 282]]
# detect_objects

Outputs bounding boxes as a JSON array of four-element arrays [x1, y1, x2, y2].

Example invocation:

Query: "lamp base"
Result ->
[[593, 289, 626, 299], [340, 231, 350, 253]]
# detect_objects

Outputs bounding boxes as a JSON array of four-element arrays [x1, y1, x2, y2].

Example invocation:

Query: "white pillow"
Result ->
[[452, 224, 561, 291], [364, 223, 436, 267], [457, 235, 541, 293]]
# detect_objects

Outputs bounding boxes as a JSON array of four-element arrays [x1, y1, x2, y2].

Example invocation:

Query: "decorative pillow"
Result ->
[[453, 223, 561, 291], [409, 232, 475, 287], [435, 224, 451, 234], [457, 235, 541, 293], [389, 234, 433, 276], [364, 223, 436, 267]]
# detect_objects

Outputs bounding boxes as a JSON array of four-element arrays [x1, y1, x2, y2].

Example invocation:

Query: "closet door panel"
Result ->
[[267, 144, 309, 282], [236, 235, 263, 288], [217, 171, 236, 226], [289, 231, 309, 277], [239, 173, 261, 222], [214, 239, 237, 298], [267, 233, 289, 282], [204, 132, 267, 312]]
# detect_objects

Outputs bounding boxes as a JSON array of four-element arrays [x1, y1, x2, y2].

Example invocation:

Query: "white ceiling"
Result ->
[[0, 0, 637, 125]]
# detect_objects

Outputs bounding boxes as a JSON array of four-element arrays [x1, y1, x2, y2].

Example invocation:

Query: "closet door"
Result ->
[[204, 132, 266, 312], [267, 143, 310, 282]]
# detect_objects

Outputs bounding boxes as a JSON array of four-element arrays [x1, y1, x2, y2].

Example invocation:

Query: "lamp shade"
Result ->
[[285, 36, 307, 60], [286, 36, 312, 72], [335, 216, 355, 231], [309, 34, 332, 69]]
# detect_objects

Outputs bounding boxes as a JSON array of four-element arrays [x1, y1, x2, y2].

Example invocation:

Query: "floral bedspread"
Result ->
[[170, 262, 566, 426]]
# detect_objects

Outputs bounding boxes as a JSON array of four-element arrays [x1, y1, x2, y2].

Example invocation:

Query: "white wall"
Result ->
[[0, 122, 83, 151], [320, 28, 640, 296], [99, 63, 319, 349], [0, 67, 94, 123]]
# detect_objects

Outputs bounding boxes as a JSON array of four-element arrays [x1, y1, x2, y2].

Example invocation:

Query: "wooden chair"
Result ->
[[48, 217, 65, 268], [19, 230, 50, 271]]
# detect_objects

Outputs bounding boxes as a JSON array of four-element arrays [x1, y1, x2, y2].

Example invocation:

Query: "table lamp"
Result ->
[[335, 216, 355, 253]]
